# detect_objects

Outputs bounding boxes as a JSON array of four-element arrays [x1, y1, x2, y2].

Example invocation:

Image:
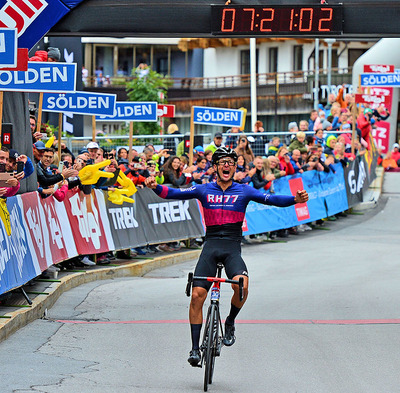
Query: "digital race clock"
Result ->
[[211, 5, 343, 36]]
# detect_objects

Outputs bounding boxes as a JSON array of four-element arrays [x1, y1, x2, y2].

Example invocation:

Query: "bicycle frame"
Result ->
[[185, 264, 244, 391]]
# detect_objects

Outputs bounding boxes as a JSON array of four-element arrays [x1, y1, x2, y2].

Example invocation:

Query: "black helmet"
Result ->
[[212, 147, 238, 165]]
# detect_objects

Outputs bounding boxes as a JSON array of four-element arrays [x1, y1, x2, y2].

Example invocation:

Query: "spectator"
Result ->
[[86, 141, 99, 164], [276, 146, 295, 176], [7, 149, 34, 180], [373, 104, 390, 122], [225, 126, 240, 149], [234, 154, 254, 185], [204, 149, 214, 171], [308, 109, 318, 131], [29, 46, 61, 62], [390, 143, 400, 165], [357, 108, 373, 150], [117, 147, 129, 165], [288, 131, 307, 154], [251, 156, 274, 190], [332, 110, 349, 131], [324, 93, 337, 113], [267, 155, 287, 179], [290, 149, 304, 174], [286, 122, 299, 145], [161, 156, 191, 187], [192, 157, 208, 184], [32, 140, 47, 164], [0, 147, 20, 197], [142, 147, 154, 162], [205, 132, 224, 153], [164, 123, 182, 155], [119, 156, 146, 187], [324, 135, 337, 156], [252, 120, 268, 156], [235, 135, 255, 163], [30, 115, 42, 143], [61, 153, 74, 168], [146, 160, 164, 184], [267, 136, 282, 156], [36, 148, 77, 191], [299, 120, 309, 132], [304, 150, 325, 172], [314, 127, 325, 148]]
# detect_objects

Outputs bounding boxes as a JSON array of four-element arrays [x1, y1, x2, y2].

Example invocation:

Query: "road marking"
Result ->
[[56, 318, 400, 325]]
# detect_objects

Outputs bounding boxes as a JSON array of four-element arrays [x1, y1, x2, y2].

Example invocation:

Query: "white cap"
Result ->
[[86, 141, 99, 149], [393, 143, 399, 149], [247, 136, 255, 143]]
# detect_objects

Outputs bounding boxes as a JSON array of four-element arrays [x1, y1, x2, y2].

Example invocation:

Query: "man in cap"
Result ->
[[33, 141, 46, 164], [205, 132, 224, 153], [86, 141, 99, 164]]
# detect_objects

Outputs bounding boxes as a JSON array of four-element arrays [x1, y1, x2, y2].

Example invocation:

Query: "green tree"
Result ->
[[126, 67, 173, 135]]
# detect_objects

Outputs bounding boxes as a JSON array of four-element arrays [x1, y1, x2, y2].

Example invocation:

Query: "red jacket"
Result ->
[[279, 156, 295, 175], [29, 50, 48, 62], [118, 164, 146, 185], [357, 113, 372, 149]]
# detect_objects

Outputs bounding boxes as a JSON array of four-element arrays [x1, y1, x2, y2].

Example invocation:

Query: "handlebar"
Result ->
[[185, 273, 244, 302]]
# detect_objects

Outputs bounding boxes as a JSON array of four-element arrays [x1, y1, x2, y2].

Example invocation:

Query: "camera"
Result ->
[[312, 157, 319, 162], [63, 161, 70, 168], [301, 164, 310, 170]]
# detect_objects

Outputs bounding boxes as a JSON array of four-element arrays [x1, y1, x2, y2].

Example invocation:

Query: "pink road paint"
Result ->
[[56, 318, 400, 325]]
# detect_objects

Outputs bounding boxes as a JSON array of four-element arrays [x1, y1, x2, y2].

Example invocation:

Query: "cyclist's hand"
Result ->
[[294, 189, 309, 204], [145, 176, 158, 189]]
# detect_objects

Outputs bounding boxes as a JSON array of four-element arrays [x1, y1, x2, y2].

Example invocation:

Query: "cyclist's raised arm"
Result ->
[[244, 184, 308, 207], [145, 176, 201, 200]]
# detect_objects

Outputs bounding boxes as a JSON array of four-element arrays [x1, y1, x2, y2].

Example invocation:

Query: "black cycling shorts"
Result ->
[[193, 238, 249, 290]]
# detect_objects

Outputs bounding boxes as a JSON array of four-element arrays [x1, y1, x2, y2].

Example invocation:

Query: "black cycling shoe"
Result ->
[[188, 349, 201, 367], [223, 323, 236, 346]]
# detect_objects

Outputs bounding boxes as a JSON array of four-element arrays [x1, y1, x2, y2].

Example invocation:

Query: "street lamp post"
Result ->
[[325, 38, 336, 95]]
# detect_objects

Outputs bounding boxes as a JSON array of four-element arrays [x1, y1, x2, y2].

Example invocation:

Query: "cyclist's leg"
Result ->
[[189, 241, 218, 355], [221, 240, 249, 345]]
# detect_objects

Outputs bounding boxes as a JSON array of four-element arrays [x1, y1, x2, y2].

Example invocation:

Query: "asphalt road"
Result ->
[[1, 187, 400, 393]]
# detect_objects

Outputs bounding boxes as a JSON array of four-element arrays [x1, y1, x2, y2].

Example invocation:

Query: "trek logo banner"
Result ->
[[96, 101, 158, 122], [193, 106, 243, 127], [0, 0, 85, 50], [0, 61, 77, 92], [42, 91, 117, 116]]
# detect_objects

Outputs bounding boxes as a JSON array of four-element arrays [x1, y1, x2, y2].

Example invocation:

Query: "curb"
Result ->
[[0, 249, 201, 343]]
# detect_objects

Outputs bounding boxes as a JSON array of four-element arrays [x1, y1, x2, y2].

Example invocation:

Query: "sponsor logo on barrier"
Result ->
[[109, 207, 139, 230], [148, 200, 191, 224], [25, 205, 45, 259], [348, 161, 366, 194], [0, 204, 28, 277], [69, 193, 102, 249], [288, 177, 310, 221]]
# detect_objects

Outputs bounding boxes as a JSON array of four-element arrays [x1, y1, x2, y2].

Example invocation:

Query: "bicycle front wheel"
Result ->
[[203, 304, 218, 392]]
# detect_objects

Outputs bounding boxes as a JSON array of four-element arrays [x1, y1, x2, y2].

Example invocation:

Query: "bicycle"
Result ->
[[186, 263, 244, 392]]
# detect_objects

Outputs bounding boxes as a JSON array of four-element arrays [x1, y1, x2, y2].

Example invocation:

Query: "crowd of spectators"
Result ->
[[1, 51, 394, 277]]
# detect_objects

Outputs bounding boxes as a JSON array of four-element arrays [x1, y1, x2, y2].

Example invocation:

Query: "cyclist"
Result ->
[[144, 147, 309, 367]]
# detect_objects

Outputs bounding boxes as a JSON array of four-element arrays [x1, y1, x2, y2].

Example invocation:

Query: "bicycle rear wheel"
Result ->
[[203, 304, 218, 392]]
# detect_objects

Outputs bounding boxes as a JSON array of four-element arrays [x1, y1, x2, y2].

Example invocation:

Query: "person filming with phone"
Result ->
[[118, 156, 146, 187], [0, 147, 22, 197]]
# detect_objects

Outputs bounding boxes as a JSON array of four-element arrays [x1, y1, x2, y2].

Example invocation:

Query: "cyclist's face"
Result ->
[[216, 158, 236, 182]]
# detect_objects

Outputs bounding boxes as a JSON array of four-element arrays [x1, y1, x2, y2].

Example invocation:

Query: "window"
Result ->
[[240, 49, 259, 75], [269, 47, 278, 73], [348, 49, 367, 67], [293, 45, 303, 71]]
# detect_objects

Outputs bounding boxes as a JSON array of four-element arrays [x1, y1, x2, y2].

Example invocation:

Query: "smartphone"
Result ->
[[16, 161, 24, 173], [58, 161, 64, 172], [0, 163, 6, 173]]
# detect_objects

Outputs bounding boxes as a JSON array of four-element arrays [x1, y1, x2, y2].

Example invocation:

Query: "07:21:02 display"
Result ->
[[213, 6, 343, 35]]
